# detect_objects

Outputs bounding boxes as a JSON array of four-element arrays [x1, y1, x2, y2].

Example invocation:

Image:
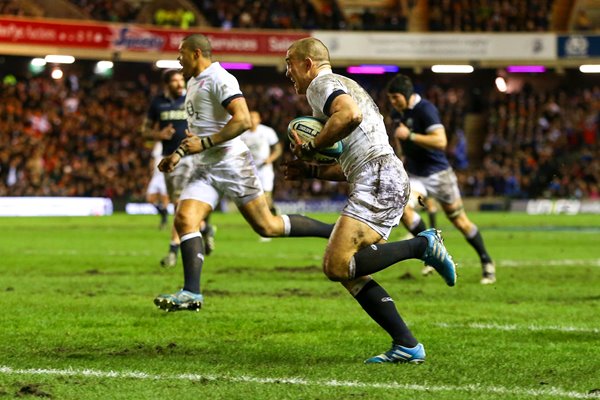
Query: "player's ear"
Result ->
[[304, 57, 313, 71]]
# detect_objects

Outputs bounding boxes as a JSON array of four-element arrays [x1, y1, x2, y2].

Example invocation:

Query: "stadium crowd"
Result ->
[[0, 0, 596, 202], [0, 69, 597, 202], [3, 0, 564, 32], [428, 0, 554, 32], [469, 86, 599, 199], [0, 74, 151, 200]]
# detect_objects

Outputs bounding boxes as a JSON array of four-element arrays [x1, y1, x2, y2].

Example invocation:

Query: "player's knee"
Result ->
[[174, 212, 196, 234], [252, 216, 281, 238], [322, 254, 351, 281], [323, 265, 347, 281], [446, 206, 464, 221], [454, 216, 473, 234]]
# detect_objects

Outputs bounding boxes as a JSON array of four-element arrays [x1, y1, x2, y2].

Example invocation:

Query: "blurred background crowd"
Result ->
[[0, 0, 598, 205], [2, 0, 594, 32]]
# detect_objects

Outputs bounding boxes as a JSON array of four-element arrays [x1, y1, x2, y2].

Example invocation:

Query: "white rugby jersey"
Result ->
[[239, 124, 279, 166], [306, 70, 394, 180], [185, 62, 248, 164]]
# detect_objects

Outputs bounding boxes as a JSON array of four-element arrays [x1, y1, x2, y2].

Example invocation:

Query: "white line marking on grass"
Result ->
[[436, 322, 600, 334], [21, 249, 153, 257], [500, 259, 600, 267], [453, 259, 600, 268], [1, 366, 599, 399]]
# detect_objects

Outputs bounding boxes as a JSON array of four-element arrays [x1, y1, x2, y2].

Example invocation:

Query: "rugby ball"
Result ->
[[287, 116, 343, 163]]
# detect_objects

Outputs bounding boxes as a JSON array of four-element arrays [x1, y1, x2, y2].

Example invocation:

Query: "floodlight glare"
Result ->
[[431, 65, 474, 73], [45, 55, 75, 64], [155, 60, 181, 69], [97, 61, 114, 70], [31, 58, 47, 67], [51, 68, 64, 80], [495, 77, 507, 93], [94, 61, 114, 77], [579, 64, 600, 73]]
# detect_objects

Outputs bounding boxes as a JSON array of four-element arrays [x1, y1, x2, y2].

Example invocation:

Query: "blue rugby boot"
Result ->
[[154, 289, 204, 312], [417, 228, 457, 286], [365, 343, 426, 364]]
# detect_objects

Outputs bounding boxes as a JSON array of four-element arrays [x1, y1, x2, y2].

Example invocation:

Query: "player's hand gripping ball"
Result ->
[[287, 116, 343, 163]]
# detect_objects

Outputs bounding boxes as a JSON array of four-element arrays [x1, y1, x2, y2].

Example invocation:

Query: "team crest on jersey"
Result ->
[[186, 102, 202, 119], [186, 102, 195, 116]]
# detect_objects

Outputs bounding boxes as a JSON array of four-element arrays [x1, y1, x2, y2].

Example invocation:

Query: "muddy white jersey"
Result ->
[[306, 70, 393, 181], [185, 62, 248, 164]]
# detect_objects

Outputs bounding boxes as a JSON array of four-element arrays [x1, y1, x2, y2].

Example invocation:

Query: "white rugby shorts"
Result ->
[[257, 164, 275, 192], [408, 167, 461, 206], [179, 151, 263, 209], [164, 156, 193, 203], [146, 170, 167, 196], [343, 154, 409, 240]]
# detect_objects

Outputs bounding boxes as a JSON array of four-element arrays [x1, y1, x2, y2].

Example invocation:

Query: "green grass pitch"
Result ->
[[0, 212, 599, 399]]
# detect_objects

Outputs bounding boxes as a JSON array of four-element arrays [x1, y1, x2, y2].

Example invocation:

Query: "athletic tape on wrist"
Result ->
[[201, 136, 214, 151], [175, 147, 187, 158]]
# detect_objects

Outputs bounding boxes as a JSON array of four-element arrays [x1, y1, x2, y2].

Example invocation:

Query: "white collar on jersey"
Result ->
[[408, 93, 422, 110], [193, 62, 220, 80]]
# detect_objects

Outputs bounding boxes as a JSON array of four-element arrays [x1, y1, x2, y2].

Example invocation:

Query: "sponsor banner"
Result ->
[[313, 31, 556, 61], [0, 197, 112, 216], [126, 199, 343, 214], [558, 34, 600, 58], [125, 203, 174, 215], [275, 200, 346, 214], [0, 17, 307, 55], [513, 199, 600, 215]]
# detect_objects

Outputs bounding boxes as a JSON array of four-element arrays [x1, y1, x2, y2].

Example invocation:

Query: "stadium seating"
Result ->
[[1, 69, 597, 202], [0, 1, 597, 203]]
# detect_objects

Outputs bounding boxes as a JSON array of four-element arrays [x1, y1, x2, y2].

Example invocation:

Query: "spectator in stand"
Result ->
[[0, 74, 151, 200], [574, 9, 593, 31], [428, 0, 554, 32], [1, 66, 598, 203], [154, 8, 196, 28]]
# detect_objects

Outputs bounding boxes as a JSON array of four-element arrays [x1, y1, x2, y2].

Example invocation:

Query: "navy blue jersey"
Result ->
[[391, 96, 451, 176], [147, 94, 187, 155]]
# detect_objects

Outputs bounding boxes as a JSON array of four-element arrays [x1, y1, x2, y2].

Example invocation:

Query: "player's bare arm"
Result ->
[[315, 94, 362, 149], [395, 124, 447, 151], [141, 118, 176, 140], [175, 98, 252, 157], [157, 151, 180, 173], [265, 142, 283, 165], [210, 97, 252, 144]]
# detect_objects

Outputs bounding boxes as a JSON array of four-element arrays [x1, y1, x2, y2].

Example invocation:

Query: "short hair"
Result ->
[[162, 69, 181, 84], [182, 34, 212, 58], [386, 74, 414, 100], [288, 37, 330, 66]]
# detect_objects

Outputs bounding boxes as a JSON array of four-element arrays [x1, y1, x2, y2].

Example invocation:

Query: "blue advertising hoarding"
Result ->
[[558, 34, 600, 58]]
